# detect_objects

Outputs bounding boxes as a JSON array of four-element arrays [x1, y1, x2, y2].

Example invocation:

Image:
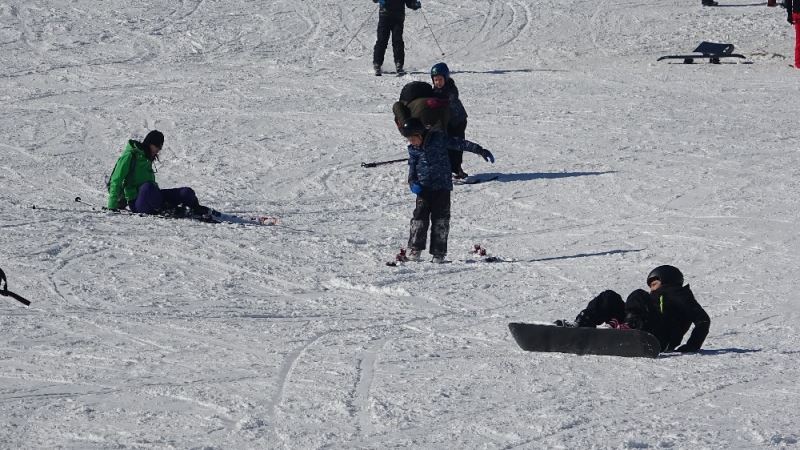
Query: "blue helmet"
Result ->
[[430, 62, 450, 80]]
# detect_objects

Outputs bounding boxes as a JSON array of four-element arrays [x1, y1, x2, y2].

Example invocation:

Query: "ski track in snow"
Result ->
[[2, 0, 800, 448]]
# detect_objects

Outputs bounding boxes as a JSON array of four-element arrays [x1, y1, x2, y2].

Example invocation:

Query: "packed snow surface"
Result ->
[[2, 0, 799, 448]]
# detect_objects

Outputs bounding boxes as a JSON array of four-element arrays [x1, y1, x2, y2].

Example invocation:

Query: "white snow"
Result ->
[[2, 0, 800, 447]]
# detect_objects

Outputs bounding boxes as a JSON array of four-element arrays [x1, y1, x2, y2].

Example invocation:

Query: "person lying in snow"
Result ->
[[556, 265, 711, 353]]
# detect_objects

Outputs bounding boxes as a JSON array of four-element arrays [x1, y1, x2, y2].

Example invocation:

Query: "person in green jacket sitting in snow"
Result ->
[[107, 130, 204, 215]]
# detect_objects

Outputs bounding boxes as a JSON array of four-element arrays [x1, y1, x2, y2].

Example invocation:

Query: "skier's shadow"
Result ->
[[713, 2, 767, 6], [658, 348, 762, 358], [404, 68, 566, 76], [527, 248, 642, 262], [476, 171, 615, 183]]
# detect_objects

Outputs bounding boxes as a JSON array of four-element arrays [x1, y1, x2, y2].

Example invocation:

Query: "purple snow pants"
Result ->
[[130, 182, 199, 215]]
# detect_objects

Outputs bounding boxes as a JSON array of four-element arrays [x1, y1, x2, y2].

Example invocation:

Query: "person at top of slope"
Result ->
[[107, 130, 207, 217], [399, 118, 494, 264], [787, 0, 800, 68], [371, 0, 421, 76], [556, 265, 711, 353], [430, 62, 470, 179]]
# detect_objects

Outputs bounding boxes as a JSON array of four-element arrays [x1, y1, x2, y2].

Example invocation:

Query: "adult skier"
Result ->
[[107, 130, 206, 216], [559, 265, 711, 353], [400, 118, 494, 263], [372, 0, 421, 76]]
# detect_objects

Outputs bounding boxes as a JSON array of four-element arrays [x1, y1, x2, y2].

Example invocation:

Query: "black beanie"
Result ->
[[142, 130, 164, 149]]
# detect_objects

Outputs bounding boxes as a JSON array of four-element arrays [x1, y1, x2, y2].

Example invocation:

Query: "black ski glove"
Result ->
[[479, 148, 495, 163], [410, 1, 421, 10]]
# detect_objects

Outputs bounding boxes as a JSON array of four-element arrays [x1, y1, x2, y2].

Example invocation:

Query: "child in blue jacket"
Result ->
[[401, 118, 494, 263]]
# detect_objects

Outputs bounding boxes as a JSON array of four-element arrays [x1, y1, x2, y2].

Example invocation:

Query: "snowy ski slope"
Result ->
[[1, 0, 799, 447]]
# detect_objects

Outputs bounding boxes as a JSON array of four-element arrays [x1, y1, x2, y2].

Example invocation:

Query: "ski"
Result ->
[[455, 174, 500, 185], [69, 197, 277, 226]]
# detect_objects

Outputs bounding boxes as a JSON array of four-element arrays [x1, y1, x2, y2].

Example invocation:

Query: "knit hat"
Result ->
[[142, 130, 164, 149]]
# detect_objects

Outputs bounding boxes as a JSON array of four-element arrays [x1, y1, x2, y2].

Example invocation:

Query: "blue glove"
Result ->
[[411, 1, 421, 10], [480, 148, 495, 163], [410, 183, 423, 195]]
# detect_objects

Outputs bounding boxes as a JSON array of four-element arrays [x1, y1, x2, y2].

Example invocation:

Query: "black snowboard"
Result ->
[[508, 322, 661, 358]]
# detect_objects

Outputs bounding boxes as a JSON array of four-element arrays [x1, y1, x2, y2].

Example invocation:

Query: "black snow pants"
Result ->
[[574, 290, 625, 327], [575, 289, 659, 332], [408, 190, 450, 257], [373, 13, 405, 67], [447, 120, 467, 174]]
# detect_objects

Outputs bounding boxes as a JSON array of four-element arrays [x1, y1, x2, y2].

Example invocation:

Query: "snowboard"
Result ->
[[508, 322, 661, 358]]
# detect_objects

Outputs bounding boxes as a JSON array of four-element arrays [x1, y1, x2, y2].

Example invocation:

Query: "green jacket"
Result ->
[[107, 140, 157, 209]]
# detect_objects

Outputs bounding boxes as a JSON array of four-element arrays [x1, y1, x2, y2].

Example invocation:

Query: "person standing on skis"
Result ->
[[430, 62, 470, 179], [372, 0, 421, 76], [400, 118, 494, 263]]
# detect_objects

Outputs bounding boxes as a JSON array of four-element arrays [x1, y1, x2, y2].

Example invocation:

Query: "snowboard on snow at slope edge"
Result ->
[[508, 322, 661, 358]]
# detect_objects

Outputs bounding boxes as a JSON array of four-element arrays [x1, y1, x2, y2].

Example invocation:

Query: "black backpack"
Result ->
[[399, 81, 434, 103]]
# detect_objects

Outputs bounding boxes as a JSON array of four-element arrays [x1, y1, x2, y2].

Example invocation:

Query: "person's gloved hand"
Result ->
[[410, 183, 423, 195], [675, 344, 698, 353], [411, 1, 421, 10], [480, 148, 495, 163]]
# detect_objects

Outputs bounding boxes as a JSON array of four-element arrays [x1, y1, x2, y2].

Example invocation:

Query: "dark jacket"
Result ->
[[407, 130, 484, 192], [626, 285, 711, 352], [373, 0, 419, 17], [433, 78, 468, 126]]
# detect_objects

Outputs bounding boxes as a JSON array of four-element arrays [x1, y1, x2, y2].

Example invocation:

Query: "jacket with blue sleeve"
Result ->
[[407, 130, 485, 192]]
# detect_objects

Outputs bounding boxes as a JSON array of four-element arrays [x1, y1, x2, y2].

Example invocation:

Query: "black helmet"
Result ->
[[430, 62, 450, 79], [400, 118, 427, 137], [646, 265, 684, 288]]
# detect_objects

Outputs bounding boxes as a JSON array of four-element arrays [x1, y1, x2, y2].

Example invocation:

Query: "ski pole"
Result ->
[[361, 157, 409, 168], [0, 268, 31, 306], [421, 9, 445, 56], [74, 196, 134, 214], [341, 3, 380, 53]]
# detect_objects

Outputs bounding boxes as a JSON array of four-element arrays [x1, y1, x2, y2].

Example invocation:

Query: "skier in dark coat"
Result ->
[[431, 62, 470, 178], [562, 265, 711, 353], [399, 118, 494, 263], [788, 0, 800, 68], [372, 0, 421, 76]]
